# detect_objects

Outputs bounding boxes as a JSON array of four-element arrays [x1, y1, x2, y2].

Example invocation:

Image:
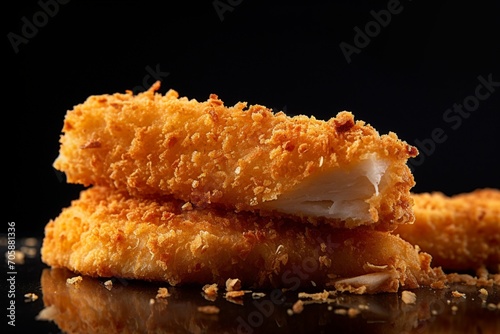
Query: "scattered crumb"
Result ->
[[20, 246, 37, 258], [358, 304, 370, 310], [24, 237, 38, 247], [225, 278, 242, 291], [347, 308, 361, 318], [6, 250, 25, 265], [225, 290, 245, 298], [24, 293, 38, 302], [318, 256, 332, 268], [197, 305, 220, 314], [156, 287, 171, 298], [66, 276, 83, 285], [298, 290, 330, 301], [334, 308, 347, 315], [286, 308, 294, 316], [333, 307, 360, 317], [451, 305, 458, 314], [451, 290, 466, 299], [327, 305, 333, 311], [149, 298, 155, 305], [320, 243, 327, 252], [479, 288, 488, 296], [104, 280, 113, 290], [402, 290, 417, 304], [292, 300, 304, 314], [486, 303, 498, 311], [431, 310, 438, 316], [252, 292, 266, 299], [202, 283, 218, 297]]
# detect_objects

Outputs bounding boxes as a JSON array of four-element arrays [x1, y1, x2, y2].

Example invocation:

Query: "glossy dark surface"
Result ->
[[2, 236, 499, 334]]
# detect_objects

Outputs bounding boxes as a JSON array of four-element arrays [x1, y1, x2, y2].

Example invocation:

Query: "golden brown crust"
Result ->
[[41, 187, 443, 293], [53, 83, 417, 228], [395, 189, 500, 271]]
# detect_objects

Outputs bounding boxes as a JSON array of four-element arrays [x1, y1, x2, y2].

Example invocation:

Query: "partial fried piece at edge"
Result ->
[[41, 187, 445, 294], [53, 83, 417, 229], [395, 188, 500, 271]]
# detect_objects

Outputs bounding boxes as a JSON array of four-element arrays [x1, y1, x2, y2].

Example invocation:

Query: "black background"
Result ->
[[5, 0, 500, 238]]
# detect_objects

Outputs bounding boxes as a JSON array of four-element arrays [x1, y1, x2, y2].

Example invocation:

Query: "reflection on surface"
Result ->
[[39, 268, 499, 333]]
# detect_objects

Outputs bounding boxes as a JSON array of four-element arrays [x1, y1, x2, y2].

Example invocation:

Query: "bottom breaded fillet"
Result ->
[[396, 189, 500, 271], [41, 187, 445, 293]]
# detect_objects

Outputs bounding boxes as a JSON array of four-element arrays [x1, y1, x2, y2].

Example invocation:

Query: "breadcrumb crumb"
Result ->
[[24, 293, 38, 302], [104, 280, 113, 290], [401, 290, 417, 304], [202, 283, 218, 297], [251, 292, 266, 299], [347, 308, 361, 318], [225, 290, 245, 298], [225, 278, 242, 292], [156, 287, 170, 298], [486, 303, 498, 311], [66, 276, 83, 285], [298, 290, 330, 301], [451, 290, 466, 298], [292, 300, 304, 314]]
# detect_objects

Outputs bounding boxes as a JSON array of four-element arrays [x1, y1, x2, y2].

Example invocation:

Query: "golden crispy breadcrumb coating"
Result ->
[[53, 82, 417, 229], [41, 187, 444, 293], [396, 189, 500, 271]]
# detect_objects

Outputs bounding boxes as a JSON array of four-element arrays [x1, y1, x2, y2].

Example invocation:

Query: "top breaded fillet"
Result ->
[[54, 82, 417, 229], [396, 189, 500, 271]]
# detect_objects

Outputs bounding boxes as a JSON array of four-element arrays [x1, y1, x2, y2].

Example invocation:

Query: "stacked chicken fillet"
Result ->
[[42, 82, 499, 294]]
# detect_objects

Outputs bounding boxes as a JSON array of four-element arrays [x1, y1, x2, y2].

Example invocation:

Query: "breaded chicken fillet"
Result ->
[[53, 83, 418, 229], [396, 189, 500, 271], [41, 186, 445, 294]]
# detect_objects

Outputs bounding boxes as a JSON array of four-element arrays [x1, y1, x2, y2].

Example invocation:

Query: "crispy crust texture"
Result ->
[[396, 189, 500, 271], [53, 83, 417, 229], [41, 187, 444, 293]]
